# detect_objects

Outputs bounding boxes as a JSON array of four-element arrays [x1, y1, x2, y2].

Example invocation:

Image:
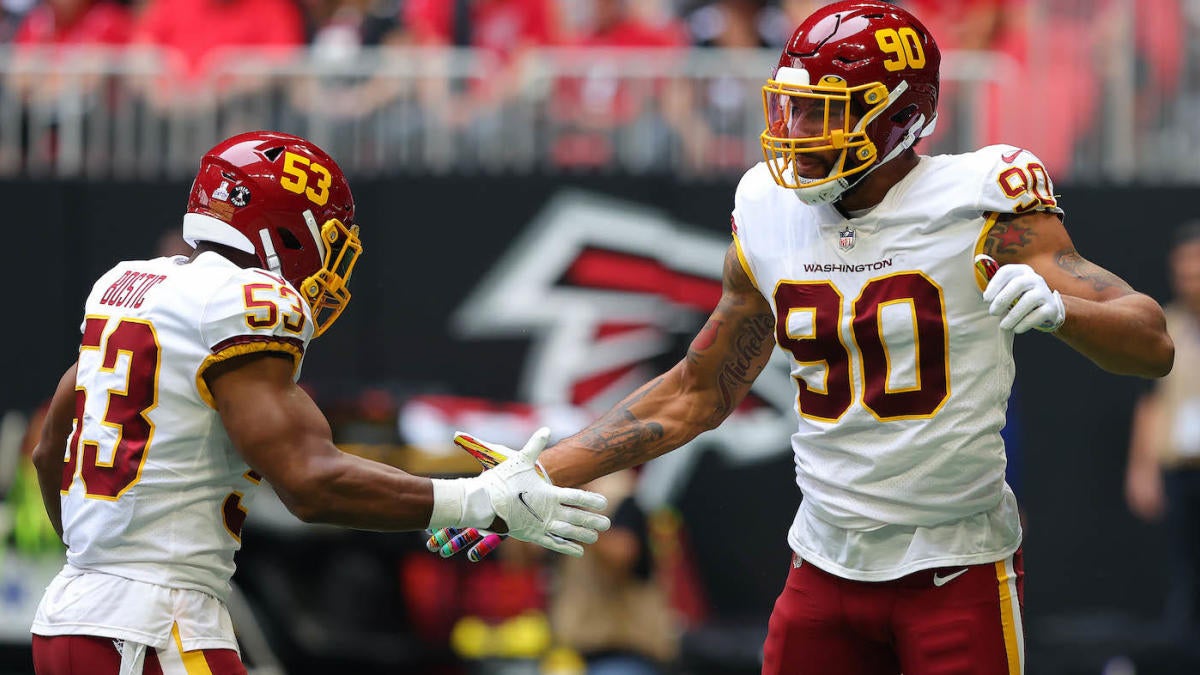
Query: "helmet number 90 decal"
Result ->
[[279, 151, 332, 207], [875, 28, 926, 72]]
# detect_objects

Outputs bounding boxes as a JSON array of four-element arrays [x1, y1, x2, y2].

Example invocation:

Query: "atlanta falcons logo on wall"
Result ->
[[449, 190, 796, 491]]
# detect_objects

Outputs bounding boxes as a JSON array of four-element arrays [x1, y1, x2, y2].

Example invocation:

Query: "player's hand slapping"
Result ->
[[428, 427, 609, 558], [426, 429, 541, 561]]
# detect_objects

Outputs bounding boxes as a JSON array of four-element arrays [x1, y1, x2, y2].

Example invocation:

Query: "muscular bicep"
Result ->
[[983, 210, 1136, 302], [205, 352, 336, 490], [680, 243, 776, 425]]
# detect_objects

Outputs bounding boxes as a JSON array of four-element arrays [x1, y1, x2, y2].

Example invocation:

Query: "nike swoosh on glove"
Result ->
[[425, 431, 552, 562], [979, 256, 1065, 333], [468, 427, 610, 557]]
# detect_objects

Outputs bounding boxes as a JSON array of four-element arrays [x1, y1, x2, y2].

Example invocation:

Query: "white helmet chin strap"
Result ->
[[258, 229, 282, 275], [791, 173, 851, 205]]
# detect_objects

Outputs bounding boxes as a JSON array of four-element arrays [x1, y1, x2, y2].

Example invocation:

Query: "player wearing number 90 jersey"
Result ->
[[732, 143, 1061, 581], [434, 3, 1173, 674]]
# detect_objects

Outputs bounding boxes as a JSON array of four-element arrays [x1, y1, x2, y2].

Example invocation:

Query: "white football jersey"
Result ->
[[37, 251, 312, 638], [733, 145, 1062, 581]]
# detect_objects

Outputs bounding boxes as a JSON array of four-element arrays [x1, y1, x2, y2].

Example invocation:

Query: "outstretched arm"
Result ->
[[541, 243, 777, 488], [30, 362, 78, 538], [208, 352, 435, 529], [983, 211, 1173, 377], [208, 353, 609, 554]]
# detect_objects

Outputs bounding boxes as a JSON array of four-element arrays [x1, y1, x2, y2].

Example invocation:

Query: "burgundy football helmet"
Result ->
[[761, 1, 940, 204], [183, 131, 362, 337]]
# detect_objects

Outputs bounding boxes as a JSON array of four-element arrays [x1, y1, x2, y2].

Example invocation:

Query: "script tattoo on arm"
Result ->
[[566, 246, 775, 476], [1055, 248, 1135, 295], [708, 314, 774, 423], [688, 245, 776, 424]]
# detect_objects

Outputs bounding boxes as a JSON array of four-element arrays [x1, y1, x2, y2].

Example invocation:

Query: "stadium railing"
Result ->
[[0, 43, 1193, 184]]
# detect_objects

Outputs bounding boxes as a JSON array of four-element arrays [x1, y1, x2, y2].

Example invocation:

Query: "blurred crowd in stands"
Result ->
[[0, 0, 1198, 180]]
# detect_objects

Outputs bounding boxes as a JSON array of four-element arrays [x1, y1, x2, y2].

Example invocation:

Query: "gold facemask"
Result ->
[[298, 218, 361, 338]]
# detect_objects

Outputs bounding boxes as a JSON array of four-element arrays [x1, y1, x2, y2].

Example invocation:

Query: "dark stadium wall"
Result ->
[[2, 177, 1185, 635]]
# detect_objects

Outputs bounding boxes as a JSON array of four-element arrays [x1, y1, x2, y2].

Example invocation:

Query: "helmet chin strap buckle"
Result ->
[[792, 175, 850, 205], [258, 229, 283, 275]]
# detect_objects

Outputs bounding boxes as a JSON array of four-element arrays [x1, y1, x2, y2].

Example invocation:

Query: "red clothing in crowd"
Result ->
[[405, 0, 557, 57], [574, 19, 687, 49], [132, 0, 305, 80], [14, 1, 133, 46]]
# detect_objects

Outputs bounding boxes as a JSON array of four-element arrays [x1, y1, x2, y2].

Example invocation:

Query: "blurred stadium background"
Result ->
[[0, 0, 1197, 673]]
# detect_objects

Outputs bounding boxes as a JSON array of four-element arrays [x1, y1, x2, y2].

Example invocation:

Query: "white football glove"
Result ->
[[981, 260, 1065, 333], [425, 428, 547, 562], [429, 427, 610, 557]]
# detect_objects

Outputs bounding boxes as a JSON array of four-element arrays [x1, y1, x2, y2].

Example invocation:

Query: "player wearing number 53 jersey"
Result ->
[[28, 131, 610, 675], [433, 2, 1174, 674]]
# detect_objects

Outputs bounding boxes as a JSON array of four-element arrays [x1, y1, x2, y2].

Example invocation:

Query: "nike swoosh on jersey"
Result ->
[[1001, 149, 1022, 163], [516, 491, 544, 523], [932, 568, 969, 587]]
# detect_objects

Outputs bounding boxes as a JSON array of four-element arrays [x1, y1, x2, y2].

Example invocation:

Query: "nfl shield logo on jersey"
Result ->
[[838, 228, 856, 251]]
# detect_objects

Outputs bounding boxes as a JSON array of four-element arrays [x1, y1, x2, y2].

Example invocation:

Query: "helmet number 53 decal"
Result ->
[[279, 151, 332, 207], [875, 27, 926, 72]]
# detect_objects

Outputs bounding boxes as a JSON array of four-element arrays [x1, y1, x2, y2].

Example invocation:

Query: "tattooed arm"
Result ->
[[984, 211, 1173, 377], [540, 243, 777, 488]]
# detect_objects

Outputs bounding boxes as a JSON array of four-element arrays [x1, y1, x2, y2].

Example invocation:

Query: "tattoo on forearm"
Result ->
[[983, 218, 1035, 258], [1054, 249, 1134, 294], [576, 378, 667, 473], [712, 313, 775, 422]]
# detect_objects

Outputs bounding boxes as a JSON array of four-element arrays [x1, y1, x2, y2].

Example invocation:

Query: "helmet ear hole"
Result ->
[[276, 228, 304, 250], [890, 104, 918, 124]]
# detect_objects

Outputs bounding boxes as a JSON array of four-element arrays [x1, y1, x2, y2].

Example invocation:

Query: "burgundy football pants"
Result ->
[[33, 634, 246, 675], [762, 549, 1024, 675]]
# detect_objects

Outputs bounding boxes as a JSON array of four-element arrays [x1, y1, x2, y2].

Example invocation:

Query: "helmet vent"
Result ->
[[262, 146, 286, 162], [276, 227, 304, 250], [891, 104, 918, 124]]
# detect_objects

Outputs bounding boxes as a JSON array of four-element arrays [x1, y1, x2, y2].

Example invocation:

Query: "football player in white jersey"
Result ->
[[28, 131, 610, 675], [433, 2, 1174, 673]]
